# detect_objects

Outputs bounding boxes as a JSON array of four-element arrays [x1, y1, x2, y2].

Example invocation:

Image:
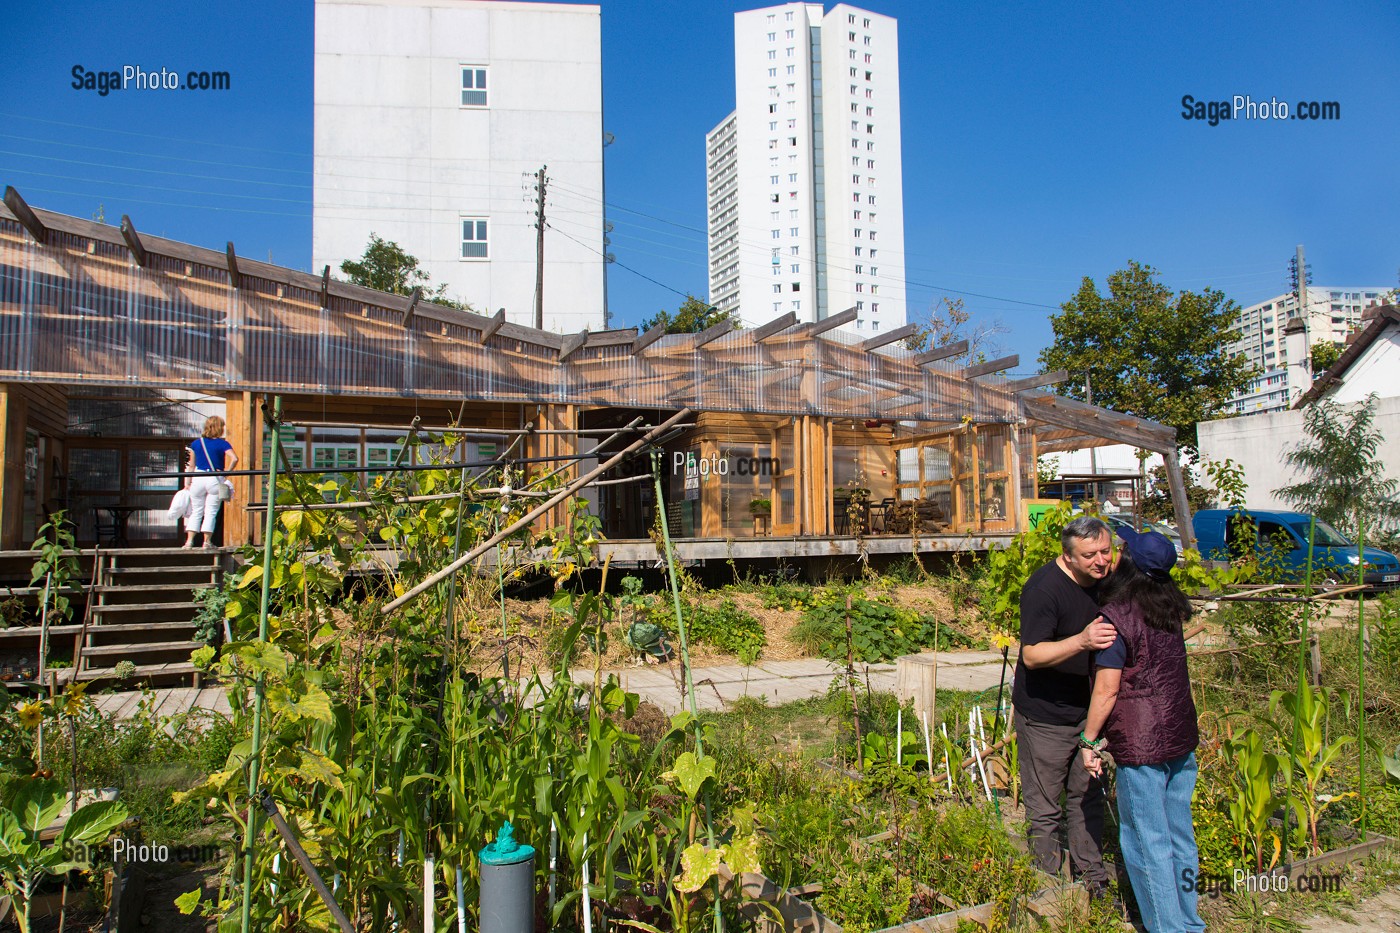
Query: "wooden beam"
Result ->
[[915, 339, 968, 367], [1008, 370, 1067, 393], [3, 187, 47, 242], [965, 354, 1019, 379], [808, 306, 858, 337], [859, 322, 918, 353], [225, 242, 241, 289], [402, 287, 422, 327], [632, 321, 667, 355], [752, 311, 799, 342], [319, 265, 330, 308], [558, 329, 589, 362], [480, 308, 507, 343], [1163, 447, 1197, 552], [1021, 393, 1176, 451], [693, 318, 736, 349], [120, 215, 148, 267]]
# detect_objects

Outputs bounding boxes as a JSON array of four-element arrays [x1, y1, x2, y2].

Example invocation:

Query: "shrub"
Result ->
[[790, 595, 967, 663], [686, 598, 767, 658]]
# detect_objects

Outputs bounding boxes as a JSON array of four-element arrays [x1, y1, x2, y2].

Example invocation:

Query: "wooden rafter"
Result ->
[[808, 306, 857, 337], [318, 265, 330, 308], [752, 311, 799, 342], [632, 322, 667, 355], [859, 322, 918, 353], [965, 354, 1019, 379], [693, 318, 736, 349], [1021, 392, 1175, 452], [1008, 370, 1067, 393], [120, 215, 148, 267], [3, 187, 46, 243], [915, 340, 968, 367], [480, 308, 507, 343], [402, 287, 422, 327], [558, 330, 589, 362]]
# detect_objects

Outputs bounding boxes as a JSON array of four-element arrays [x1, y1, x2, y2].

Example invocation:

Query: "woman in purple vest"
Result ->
[[1079, 528, 1204, 933]]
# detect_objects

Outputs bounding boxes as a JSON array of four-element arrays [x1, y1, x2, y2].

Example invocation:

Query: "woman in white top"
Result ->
[[184, 415, 239, 549]]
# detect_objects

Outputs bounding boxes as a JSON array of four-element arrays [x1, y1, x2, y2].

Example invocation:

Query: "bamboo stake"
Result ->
[[1356, 512, 1367, 839], [384, 411, 690, 613]]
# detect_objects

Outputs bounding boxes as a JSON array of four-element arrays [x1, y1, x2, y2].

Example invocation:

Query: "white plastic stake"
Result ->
[[270, 852, 280, 897], [548, 817, 559, 918], [969, 712, 993, 801], [920, 712, 933, 783], [456, 866, 466, 933], [940, 722, 954, 791], [896, 709, 903, 765], [423, 856, 435, 933], [581, 827, 593, 933]]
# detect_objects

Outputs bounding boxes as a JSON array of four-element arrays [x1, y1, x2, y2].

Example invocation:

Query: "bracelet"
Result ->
[[1077, 732, 1104, 750]]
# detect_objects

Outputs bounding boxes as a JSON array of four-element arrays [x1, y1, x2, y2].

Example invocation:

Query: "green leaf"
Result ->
[[290, 750, 345, 792], [55, 800, 128, 848], [674, 842, 722, 893], [175, 888, 203, 915], [267, 683, 334, 723], [722, 833, 762, 875], [237, 642, 288, 678], [661, 752, 716, 801], [12, 778, 67, 836], [237, 564, 264, 588]]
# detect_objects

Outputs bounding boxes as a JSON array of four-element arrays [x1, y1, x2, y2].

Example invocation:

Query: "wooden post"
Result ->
[[1008, 423, 1023, 534], [1163, 447, 1196, 551], [969, 426, 982, 532], [896, 654, 938, 724], [223, 392, 257, 546], [0, 386, 29, 549]]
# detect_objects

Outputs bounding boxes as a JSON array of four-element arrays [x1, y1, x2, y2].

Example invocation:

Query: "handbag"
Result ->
[[199, 437, 235, 502], [166, 487, 192, 520]]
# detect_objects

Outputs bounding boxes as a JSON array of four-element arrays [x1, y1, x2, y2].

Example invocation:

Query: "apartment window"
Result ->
[[789, 190, 797, 199], [768, 50, 776, 60], [853, 210, 861, 219], [849, 51, 857, 61], [770, 173, 778, 183], [786, 47, 794, 57], [790, 246, 799, 255], [865, 89, 873, 98], [788, 118, 796, 129], [867, 123, 874, 133], [769, 139, 777, 149], [785, 10, 792, 19], [786, 28, 794, 38], [867, 159, 875, 168], [792, 300, 800, 310], [851, 138, 859, 148], [866, 106, 874, 116], [850, 101, 858, 112], [848, 30, 856, 39], [851, 156, 859, 166], [871, 303, 879, 314], [868, 213, 876, 223], [786, 65, 795, 75], [767, 31, 775, 40], [791, 282, 800, 292], [852, 173, 860, 183], [848, 13, 855, 22], [769, 121, 777, 130], [788, 173, 797, 182], [772, 266, 781, 276], [863, 37, 871, 46], [852, 193, 860, 202], [773, 302, 781, 312], [869, 230, 877, 240], [856, 320, 864, 330], [856, 301, 864, 310], [855, 264, 863, 274], [789, 227, 799, 236], [789, 209, 798, 219], [790, 263, 800, 273], [854, 228, 861, 237], [769, 103, 777, 113], [768, 68, 777, 77], [863, 17, 870, 26], [851, 119, 859, 131], [460, 67, 488, 107], [869, 249, 877, 258], [864, 53, 872, 63], [868, 195, 876, 204], [871, 320, 879, 331], [869, 267, 877, 276], [789, 136, 797, 146], [767, 13, 774, 22], [771, 229, 780, 239], [870, 284, 879, 294], [855, 283, 864, 293], [854, 247, 862, 256], [773, 284, 782, 294], [770, 211, 779, 221], [460, 218, 488, 258], [850, 84, 858, 94], [866, 141, 874, 150]]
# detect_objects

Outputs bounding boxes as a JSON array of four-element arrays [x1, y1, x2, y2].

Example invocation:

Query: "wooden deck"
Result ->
[[89, 685, 232, 722]]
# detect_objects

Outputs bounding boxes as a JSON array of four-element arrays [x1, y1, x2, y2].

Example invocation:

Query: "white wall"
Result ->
[[1197, 395, 1400, 510], [1331, 328, 1400, 404], [314, 0, 605, 333]]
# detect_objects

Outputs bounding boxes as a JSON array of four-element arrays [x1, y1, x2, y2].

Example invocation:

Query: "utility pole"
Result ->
[[533, 165, 548, 331]]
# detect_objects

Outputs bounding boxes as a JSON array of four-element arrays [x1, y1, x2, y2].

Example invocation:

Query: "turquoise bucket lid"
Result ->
[[479, 821, 536, 866]]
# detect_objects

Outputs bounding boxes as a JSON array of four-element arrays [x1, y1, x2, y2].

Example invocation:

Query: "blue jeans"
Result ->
[[1115, 752, 1206, 933]]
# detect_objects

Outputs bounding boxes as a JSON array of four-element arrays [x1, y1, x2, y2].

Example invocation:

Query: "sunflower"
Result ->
[[62, 683, 89, 716], [17, 700, 43, 729]]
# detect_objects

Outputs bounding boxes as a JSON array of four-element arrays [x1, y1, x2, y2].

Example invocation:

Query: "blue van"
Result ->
[[1193, 509, 1400, 589]]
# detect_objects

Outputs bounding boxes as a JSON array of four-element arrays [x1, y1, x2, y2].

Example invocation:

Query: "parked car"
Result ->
[[1192, 509, 1400, 589], [1102, 514, 1183, 556]]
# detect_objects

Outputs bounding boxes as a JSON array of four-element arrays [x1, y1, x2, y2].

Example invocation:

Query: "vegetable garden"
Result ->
[[2, 413, 1398, 933]]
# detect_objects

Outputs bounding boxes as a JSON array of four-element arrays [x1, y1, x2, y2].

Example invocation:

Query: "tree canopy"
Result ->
[[902, 297, 1004, 363], [340, 234, 469, 310], [1038, 261, 1255, 452], [640, 295, 735, 334]]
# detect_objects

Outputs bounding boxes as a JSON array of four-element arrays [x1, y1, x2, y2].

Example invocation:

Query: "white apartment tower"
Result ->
[[1226, 285, 1390, 413], [707, 3, 907, 333], [313, 0, 606, 332]]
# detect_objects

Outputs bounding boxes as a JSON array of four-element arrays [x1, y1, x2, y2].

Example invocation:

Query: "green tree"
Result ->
[[1038, 261, 1256, 452], [339, 234, 470, 310], [1275, 393, 1400, 539], [640, 295, 735, 334], [1309, 340, 1342, 375]]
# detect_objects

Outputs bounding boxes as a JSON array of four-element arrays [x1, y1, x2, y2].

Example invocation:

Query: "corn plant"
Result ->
[[1222, 728, 1291, 872], [1270, 669, 1355, 854]]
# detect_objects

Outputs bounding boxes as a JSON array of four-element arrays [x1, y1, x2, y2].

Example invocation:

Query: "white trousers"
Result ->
[[186, 475, 224, 534]]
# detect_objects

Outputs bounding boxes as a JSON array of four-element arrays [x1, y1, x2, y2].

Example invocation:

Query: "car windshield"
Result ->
[[1288, 520, 1351, 548]]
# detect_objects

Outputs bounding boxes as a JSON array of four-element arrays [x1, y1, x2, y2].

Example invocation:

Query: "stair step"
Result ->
[[82, 640, 201, 659], [0, 624, 84, 639], [85, 621, 198, 635], [56, 661, 200, 684], [92, 583, 214, 594], [91, 601, 202, 614]]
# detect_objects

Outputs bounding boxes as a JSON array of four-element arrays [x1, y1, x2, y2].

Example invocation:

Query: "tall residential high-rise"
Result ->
[[707, 3, 906, 334], [1225, 284, 1389, 413], [313, 0, 605, 333]]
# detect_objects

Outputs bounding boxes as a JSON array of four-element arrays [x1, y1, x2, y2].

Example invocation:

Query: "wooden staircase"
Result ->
[[59, 548, 224, 686]]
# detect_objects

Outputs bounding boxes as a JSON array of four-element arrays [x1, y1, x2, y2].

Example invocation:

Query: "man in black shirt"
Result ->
[[1013, 515, 1117, 895]]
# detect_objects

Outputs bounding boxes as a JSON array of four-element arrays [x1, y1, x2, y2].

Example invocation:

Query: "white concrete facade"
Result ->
[[1225, 285, 1388, 413], [707, 3, 906, 334], [313, 0, 605, 333], [1197, 395, 1400, 511]]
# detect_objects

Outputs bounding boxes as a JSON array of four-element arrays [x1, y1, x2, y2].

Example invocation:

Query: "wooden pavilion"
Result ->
[[0, 189, 1194, 563]]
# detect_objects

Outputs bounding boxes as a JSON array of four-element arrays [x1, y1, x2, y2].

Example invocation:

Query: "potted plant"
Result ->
[[748, 497, 772, 517]]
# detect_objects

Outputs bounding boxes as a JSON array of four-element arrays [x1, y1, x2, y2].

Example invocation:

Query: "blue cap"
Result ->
[[1116, 527, 1177, 579], [479, 821, 536, 866]]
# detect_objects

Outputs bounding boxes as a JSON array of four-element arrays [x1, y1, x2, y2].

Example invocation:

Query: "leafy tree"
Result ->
[[339, 234, 470, 310], [640, 295, 735, 334], [1309, 341, 1342, 375], [903, 296, 1004, 363], [1038, 261, 1256, 452], [1275, 393, 1400, 539]]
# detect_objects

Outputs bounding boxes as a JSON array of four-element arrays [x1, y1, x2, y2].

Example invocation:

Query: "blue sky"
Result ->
[[3, 0, 1396, 371]]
